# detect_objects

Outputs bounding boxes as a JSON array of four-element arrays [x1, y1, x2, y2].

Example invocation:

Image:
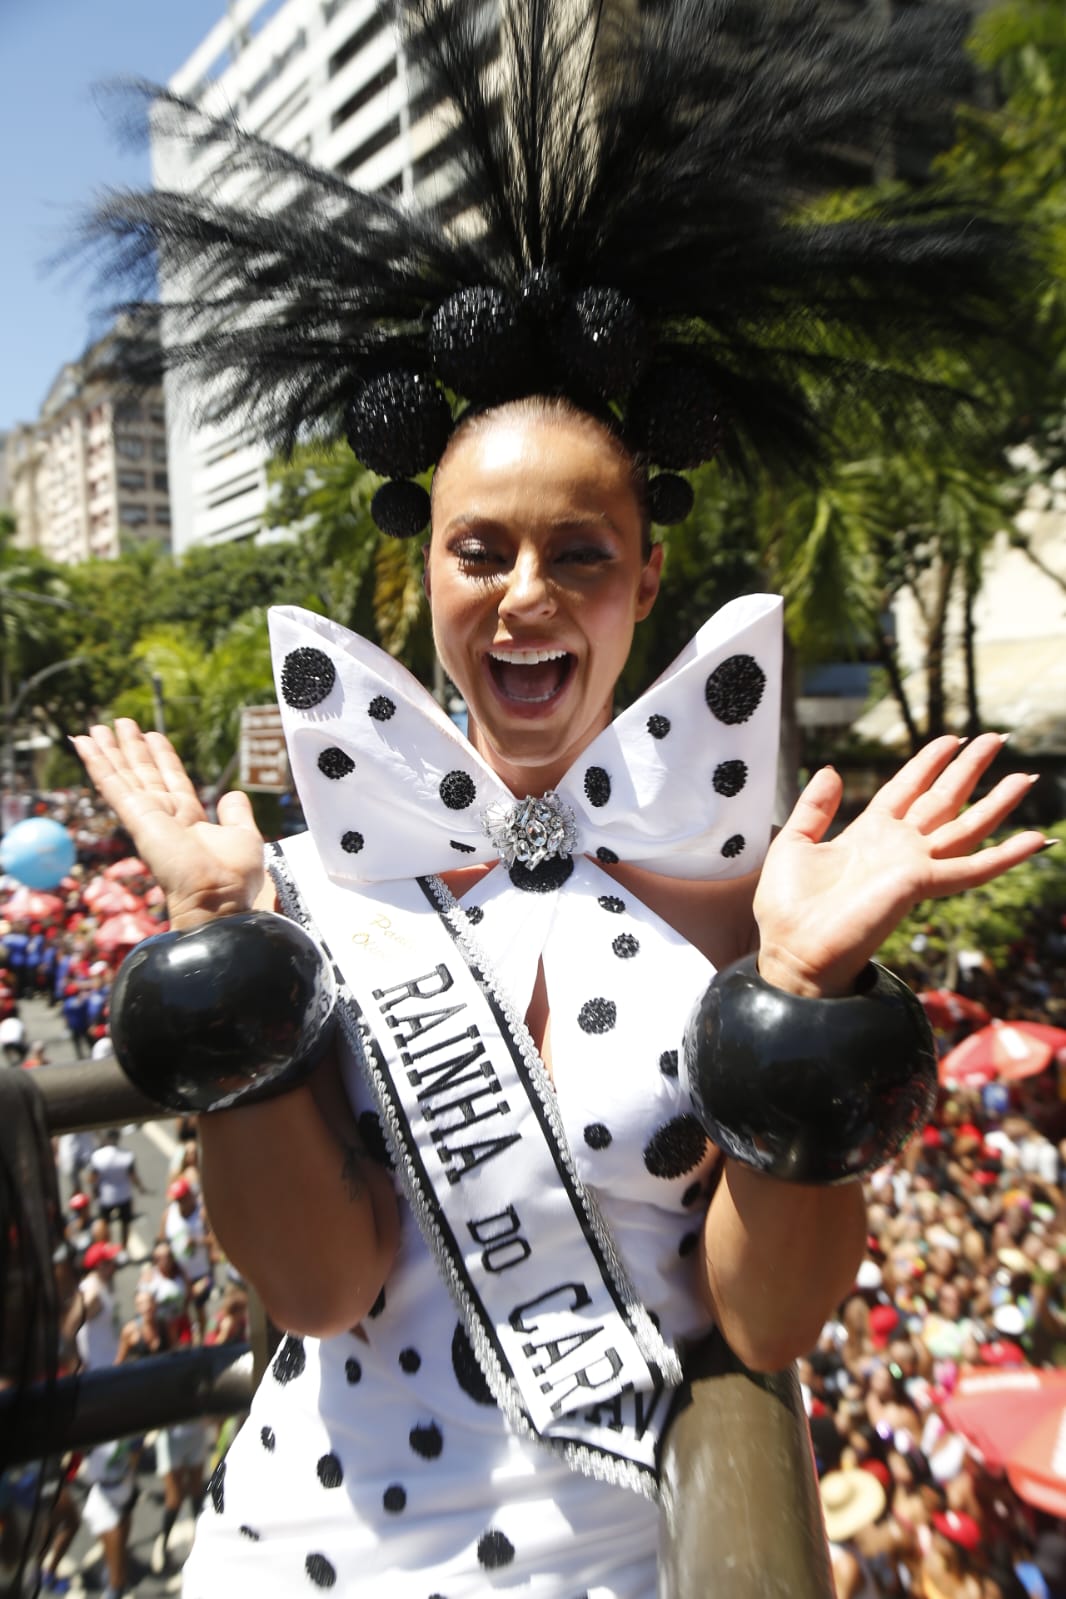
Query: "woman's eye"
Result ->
[[557, 547, 609, 566]]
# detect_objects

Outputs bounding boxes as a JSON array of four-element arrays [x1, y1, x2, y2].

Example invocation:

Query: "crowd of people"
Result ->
[[3, 787, 1065, 1598]]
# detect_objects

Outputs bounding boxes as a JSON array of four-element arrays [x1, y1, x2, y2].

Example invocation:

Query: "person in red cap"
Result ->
[[160, 1177, 215, 1343], [922, 1508, 986, 1599], [76, 1242, 122, 1372]]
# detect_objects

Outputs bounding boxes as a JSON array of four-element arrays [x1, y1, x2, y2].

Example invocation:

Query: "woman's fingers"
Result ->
[[216, 790, 261, 834], [114, 718, 172, 795], [925, 829, 1047, 896], [775, 765, 844, 845], [903, 733, 1010, 834], [143, 731, 206, 817], [930, 771, 1038, 857], [867, 736, 963, 820]]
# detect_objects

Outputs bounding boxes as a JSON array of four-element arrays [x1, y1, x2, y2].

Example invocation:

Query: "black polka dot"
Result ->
[[451, 1323, 495, 1406], [508, 855, 574, 893], [358, 1110, 393, 1169], [450, 840, 476, 854], [341, 830, 364, 854], [368, 695, 395, 721], [240, 1524, 261, 1540], [465, 905, 484, 925], [409, 1422, 444, 1459], [305, 1552, 337, 1588], [281, 647, 336, 710], [679, 1231, 700, 1258], [369, 1287, 386, 1319], [317, 1453, 343, 1489], [383, 1484, 407, 1513], [713, 759, 748, 797], [317, 746, 354, 780], [345, 1357, 362, 1385], [399, 1347, 422, 1374], [647, 714, 671, 739], [584, 767, 611, 807], [720, 834, 746, 859], [208, 1460, 225, 1513], [596, 846, 619, 863], [440, 771, 476, 810], [272, 1335, 306, 1385], [260, 1425, 276, 1452], [584, 1122, 613, 1150], [612, 933, 639, 958], [643, 1115, 709, 1179], [682, 1181, 703, 1208], [597, 894, 625, 914], [705, 654, 765, 724], [477, 1530, 515, 1569], [659, 1049, 679, 1078], [578, 998, 616, 1034]]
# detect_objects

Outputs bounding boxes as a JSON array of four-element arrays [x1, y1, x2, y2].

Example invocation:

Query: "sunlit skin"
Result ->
[[426, 414, 662, 796]]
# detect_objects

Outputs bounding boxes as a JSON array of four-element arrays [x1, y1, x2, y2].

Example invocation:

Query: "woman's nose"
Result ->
[[498, 549, 554, 619]]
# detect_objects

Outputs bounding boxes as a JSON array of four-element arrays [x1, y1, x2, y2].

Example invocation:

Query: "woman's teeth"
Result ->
[[487, 650, 572, 703], [488, 648, 568, 666]]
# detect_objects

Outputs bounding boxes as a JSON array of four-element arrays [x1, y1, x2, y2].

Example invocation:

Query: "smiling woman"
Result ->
[[66, 0, 1048, 1591]]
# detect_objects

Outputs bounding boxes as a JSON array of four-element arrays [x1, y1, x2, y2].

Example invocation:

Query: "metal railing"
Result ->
[[5, 1056, 833, 1598]]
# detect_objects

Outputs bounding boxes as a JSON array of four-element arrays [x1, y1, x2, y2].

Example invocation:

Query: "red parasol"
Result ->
[[94, 910, 166, 955], [83, 880, 144, 916], [103, 857, 151, 882], [941, 1368, 1066, 1475], [919, 990, 990, 1030], [2, 886, 65, 920], [1006, 1398, 1066, 1519], [1009, 1020, 1066, 1057], [938, 1021, 1054, 1088]]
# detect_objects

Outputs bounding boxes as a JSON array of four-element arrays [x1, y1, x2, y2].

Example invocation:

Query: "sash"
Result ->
[[269, 835, 682, 1499]]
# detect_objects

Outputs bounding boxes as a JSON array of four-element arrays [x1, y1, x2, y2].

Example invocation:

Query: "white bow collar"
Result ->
[[268, 594, 782, 888]]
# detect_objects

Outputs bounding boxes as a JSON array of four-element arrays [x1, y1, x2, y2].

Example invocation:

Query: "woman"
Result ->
[[72, 392, 1045, 1595]]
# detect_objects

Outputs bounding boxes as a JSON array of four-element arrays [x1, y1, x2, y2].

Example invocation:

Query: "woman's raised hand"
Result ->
[[753, 733, 1046, 998], [71, 719, 266, 931]]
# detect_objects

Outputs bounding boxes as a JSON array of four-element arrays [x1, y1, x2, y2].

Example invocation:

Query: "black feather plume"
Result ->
[[73, 0, 1032, 479]]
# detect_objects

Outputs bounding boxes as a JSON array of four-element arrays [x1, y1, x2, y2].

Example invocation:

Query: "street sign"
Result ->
[[239, 705, 290, 793]]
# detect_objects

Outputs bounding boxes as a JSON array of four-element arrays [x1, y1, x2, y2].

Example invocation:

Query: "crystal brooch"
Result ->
[[481, 791, 580, 870]]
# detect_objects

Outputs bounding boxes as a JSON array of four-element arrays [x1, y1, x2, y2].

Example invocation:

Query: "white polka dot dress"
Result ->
[[182, 865, 720, 1599]]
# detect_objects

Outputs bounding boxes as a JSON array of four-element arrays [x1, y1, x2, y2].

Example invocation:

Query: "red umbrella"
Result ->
[[83, 880, 143, 915], [1009, 1021, 1066, 1057], [919, 990, 990, 1030], [941, 1368, 1066, 1474], [103, 857, 151, 882], [939, 1021, 1054, 1088], [1006, 1397, 1066, 1518], [2, 886, 65, 920], [94, 910, 166, 955]]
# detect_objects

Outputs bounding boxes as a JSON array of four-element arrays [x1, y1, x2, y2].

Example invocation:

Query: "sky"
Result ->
[[1, 0, 229, 435]]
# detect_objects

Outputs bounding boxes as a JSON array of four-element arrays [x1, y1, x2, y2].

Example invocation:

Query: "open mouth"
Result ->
[[486, 648, 575, 706]]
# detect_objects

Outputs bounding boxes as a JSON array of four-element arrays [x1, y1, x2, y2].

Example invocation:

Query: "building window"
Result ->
[[154, 506, 171, 527], [118, 470, 146, 491], [114, 401, 142, 423], [116, 435, 144, 460], [329, 9, 388, 77], [149, 408, 165, 427], [331, 58, 398, 133], [153, 471, 169, 492], [338, 115, 401, 177], [119, 503, 149, 527], [152, 440, 168, 463]]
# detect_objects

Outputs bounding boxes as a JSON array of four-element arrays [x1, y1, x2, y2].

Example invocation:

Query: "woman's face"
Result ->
[[426, 413, 662, 793]]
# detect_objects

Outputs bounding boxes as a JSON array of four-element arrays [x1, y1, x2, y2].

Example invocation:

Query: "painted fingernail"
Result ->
[[1038, 839, 1060, 852], [1027, 773, 1040, 786]]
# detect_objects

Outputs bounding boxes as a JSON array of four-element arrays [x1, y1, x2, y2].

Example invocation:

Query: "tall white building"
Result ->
[[157, 0, 460, 553]]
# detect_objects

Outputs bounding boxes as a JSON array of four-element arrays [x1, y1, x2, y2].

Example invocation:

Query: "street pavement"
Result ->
[[25, 994, 221, 1596]]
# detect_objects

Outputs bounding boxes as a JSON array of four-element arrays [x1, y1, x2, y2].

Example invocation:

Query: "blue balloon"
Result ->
[[0, 817, 77, 889]]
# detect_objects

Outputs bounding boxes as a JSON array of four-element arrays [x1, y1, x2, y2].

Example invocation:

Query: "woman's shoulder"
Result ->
[[596, 857, 760, 969]]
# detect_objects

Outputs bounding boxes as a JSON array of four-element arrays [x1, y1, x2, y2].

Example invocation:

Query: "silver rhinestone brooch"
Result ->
[[481, 791, 580, 870]]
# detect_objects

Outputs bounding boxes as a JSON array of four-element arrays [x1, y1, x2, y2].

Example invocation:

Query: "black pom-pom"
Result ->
[[584, 1122, 613, 1150], [705, 655, 766, 724], [647, 473, 694, 525], [345, 371, 452, 478], [368, 695, 395, 722], [643, 1114, 709, 1179], [317, 747, 354, 781], [272, 1334, 306, 1384], [713, 760, 748, 796], [659, 1049, 679, 1078], [520, 266, 566, 323], [598, 895, 625, 914], [578, 998, 617, 1035], [305, 1553, 337, 1589], [430, 287, 533, 400], [370, 479, 431, 539], [477, 1530, 515, 1570], [281, 647, 336, 710], [628, 362, 723, 470], [721, 833, 746, 859], [340, 830, 364, 855], [409, 1422, 444, 1459], [508, 855, 574, 893], [584, 767, 611, 807], [561, 287, 649, 397], [209, 1459, 225, 1513], [596, 846, 619, 864], [647, 713, 671, 739], [612, 933, 639, 959], [439, 771, 476, 810]]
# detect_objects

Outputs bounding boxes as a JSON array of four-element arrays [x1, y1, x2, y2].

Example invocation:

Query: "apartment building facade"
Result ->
[[158, 0, 460, 554], [8, 331, 171, 565]]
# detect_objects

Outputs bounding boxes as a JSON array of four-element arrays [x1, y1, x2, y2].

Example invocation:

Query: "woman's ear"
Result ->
[[635, 541, 664, 621]]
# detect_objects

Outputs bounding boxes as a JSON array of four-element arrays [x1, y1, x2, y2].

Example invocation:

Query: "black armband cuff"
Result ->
[[682, 955, 936, 1185], [110, 911, 337, 1113]]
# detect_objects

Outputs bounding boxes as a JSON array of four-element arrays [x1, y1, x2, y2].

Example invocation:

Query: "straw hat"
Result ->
[[819, 1469, 887, 1543]]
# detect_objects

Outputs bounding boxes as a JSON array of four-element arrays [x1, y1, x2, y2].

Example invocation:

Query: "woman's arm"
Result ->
[[698, 734, 1044, 1372], [72, 720, 400, 1339]]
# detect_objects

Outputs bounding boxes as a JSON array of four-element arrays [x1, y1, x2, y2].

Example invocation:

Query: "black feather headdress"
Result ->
[[79, 0, 1025, 535]]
